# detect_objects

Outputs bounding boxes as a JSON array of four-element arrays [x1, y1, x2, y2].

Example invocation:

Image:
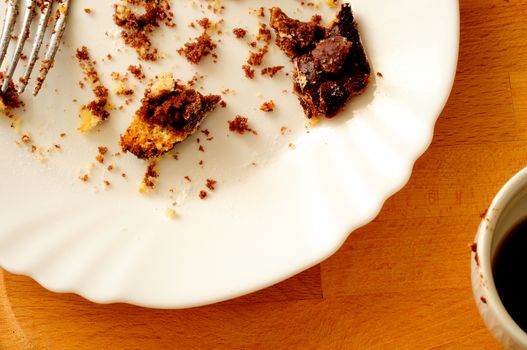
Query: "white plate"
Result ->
[[0, 0, 459, 308]]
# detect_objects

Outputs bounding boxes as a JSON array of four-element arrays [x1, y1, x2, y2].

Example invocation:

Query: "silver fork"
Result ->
[[0, 0, 70, 96]]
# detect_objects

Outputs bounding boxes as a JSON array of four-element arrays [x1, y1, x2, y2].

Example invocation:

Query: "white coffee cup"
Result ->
[[472, 167, 527, 349]]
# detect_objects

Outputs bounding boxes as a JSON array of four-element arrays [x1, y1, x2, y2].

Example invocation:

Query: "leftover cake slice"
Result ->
[[270, 4, 371, 119], [120, 73, 221, 160]]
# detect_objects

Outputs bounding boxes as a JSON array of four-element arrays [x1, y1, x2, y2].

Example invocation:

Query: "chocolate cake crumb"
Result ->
[[95, 146, 108, 164], [228, 115, 257, 135], [233, 28, 247, 38], [256, 7, 265, 17], [257, 23, 272, 44], [21, 134, 31, 144], [113, 0, 174, 61], [260, 100, 275, 112], [76, 46, 111, 132], [206, 179, 217, 191], [197, 17, 213, 30], [0, 80, 23, 114], [76, 47, 89, 60], [178, 32, 217, 64], [141, 159, 159, 191], [247, 46, 268, 66], [261, 66, 284, 77], [242, 65, 255, 79], [241, 21, 275, 78], [128, 64, 145, 80], [376, 72, 383, 78]]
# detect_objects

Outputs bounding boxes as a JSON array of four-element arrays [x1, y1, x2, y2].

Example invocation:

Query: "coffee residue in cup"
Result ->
[[493, 217, 527, 332]]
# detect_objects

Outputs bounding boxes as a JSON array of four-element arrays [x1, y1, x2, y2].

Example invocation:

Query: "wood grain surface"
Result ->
[[0, 0, 518, 348]]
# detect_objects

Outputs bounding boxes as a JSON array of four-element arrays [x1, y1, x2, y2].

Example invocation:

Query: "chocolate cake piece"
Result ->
[[269, 8, 325, 59], [270, 4, 371, 119], [120, 73, 221, 160]]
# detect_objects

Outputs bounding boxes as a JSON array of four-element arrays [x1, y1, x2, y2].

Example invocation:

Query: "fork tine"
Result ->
[[33, 0, 69, 96], [18, 0, 53, 94], [0, 0, 20, 67], [1, 0, 36, 93]]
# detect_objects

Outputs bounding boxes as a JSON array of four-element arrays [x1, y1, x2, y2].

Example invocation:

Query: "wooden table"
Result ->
[[1, 0, 521, 348]]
